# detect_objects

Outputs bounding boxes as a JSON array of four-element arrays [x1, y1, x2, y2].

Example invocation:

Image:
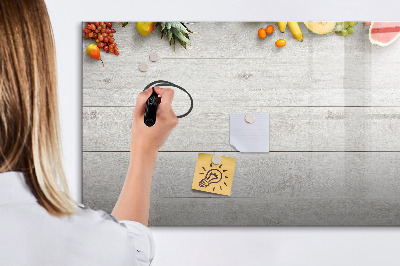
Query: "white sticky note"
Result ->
[[230, 113, 269, 152]]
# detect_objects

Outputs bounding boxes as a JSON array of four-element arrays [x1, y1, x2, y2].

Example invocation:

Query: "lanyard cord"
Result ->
[[143, 80, 193, 119]]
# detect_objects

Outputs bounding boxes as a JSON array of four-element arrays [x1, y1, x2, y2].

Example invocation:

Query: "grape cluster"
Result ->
[[83, 22, 119, 56], [335, 22, 358, 37]]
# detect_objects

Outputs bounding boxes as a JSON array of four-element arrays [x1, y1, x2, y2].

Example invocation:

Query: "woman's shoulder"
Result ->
[[70, 204, 133, 244], [72, 204, 155, 264], [74, 204, 120, 224]]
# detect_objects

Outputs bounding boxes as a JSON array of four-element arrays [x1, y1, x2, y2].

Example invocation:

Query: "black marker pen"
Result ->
[[144, 88, 159, 127]]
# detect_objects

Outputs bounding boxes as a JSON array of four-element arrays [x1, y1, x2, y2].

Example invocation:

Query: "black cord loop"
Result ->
[[143, 80, 193, 119]]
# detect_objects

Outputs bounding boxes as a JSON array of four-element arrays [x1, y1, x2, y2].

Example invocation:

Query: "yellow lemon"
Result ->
[[136, 22, 155, 36]]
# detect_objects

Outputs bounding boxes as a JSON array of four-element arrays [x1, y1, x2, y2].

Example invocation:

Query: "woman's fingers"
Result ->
[[154, 87, 175, 110], [134, 87, 178, 127], [133, 88, 153, 118], [153, 87, 178, 126]]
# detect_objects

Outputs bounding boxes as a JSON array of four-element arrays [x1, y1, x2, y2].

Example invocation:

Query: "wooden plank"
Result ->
[[148, 197, 400, 226], [82, 152, 400, 225], [82, 22, 400, 60], [82, 57, 400, 107], [82, 23, 400, 107], [82, 106, 400, 152], [82, 22, 345, 60]]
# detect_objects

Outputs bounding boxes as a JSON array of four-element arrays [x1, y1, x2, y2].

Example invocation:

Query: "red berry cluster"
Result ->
[[83, 22, 119, 56]]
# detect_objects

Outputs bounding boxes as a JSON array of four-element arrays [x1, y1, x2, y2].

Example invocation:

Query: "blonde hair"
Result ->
[[0, 0, 76, 216]]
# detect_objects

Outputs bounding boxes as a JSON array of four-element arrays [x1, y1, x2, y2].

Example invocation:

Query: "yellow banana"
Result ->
[[277, 22, 287, 33], [288, 22, 303, 42]]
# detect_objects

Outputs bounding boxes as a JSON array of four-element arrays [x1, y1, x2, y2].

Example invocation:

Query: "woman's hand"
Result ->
[[130, 87, 179, 157], [112, 87, 178, 225]]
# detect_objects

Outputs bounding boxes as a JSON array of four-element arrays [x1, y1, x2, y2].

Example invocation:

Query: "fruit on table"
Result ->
[[136, 22, 155, 36], [86, 44, 101, 59], [304, 22, 336, 35], [83, 22, 119, 56], [288, 22, 303, 42], [156, 22, 192, 50], [258, 28, 267, 39], [266, 25, 274, 34], [86, 44, 104, 66], [277, 22, 287, 33], [335, 22, 358, 37], [369, 22, 400, 46], [275, 39, 286, 47], [363, 22, 371, 26]]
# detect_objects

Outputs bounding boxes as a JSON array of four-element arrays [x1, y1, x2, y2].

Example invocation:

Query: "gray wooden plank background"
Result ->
[[82, 22, 400, 226]]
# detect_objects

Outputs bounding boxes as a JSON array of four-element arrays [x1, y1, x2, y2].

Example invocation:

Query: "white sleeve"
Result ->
[[119, 220, 155, 265]]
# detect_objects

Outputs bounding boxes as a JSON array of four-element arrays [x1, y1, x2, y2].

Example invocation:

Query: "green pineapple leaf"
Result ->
[[171, 27, 190, 45], [170, 22, 190, 34], [156, 22, 193, 50], [168, 30, 173, 43]]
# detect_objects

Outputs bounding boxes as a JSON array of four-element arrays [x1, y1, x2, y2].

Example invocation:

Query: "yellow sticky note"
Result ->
[[192, 153, 236, 196]]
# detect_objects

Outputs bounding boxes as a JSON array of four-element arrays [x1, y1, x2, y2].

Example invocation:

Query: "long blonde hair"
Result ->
[[0, 0, 76, 216]]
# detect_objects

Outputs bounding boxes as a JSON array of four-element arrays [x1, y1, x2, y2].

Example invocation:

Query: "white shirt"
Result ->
[[0, 172, 155, 266]]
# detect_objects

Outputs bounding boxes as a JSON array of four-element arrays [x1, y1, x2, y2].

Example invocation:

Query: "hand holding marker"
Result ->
[[131, 87, 178, 154], [143, 80, 193, 127]]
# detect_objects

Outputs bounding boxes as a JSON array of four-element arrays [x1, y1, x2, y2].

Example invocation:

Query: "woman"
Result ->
[[0, 0, 178, 265]]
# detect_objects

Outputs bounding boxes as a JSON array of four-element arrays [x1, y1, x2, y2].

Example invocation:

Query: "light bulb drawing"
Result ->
[[198, 163, 229, 191], [192, 153, 236, 196]]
